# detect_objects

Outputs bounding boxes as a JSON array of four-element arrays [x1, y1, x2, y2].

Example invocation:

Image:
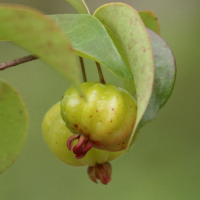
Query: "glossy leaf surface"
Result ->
[[139, 10, 160, 35], [0, 80, 28, 174], [94, 3, 155, 149], [64, 0, 90, 14], [0, 4, 80, 86], [50, 14, 133, 80], [131, 29, 176, 144]]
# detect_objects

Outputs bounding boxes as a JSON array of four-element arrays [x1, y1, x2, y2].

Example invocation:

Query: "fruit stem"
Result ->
[[79, 57, 87, 82], [95, 62, 106, 84]]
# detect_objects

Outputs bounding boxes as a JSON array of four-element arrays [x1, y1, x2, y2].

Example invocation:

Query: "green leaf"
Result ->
[[94, 3, 155, 149], [50, 14, 133, 80], [104, 26, 136, 94], [146, 29, 176, 112], [0, 80, 28, 174], [131, 29, 176, 143], [0, 4, 81, 87], [64, 0, 90, 14], [139, 10, 160, 35]]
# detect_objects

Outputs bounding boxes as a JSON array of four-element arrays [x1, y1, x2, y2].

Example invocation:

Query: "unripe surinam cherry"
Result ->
[[42, 102, 126, 184], [61, 82, 137, 158]]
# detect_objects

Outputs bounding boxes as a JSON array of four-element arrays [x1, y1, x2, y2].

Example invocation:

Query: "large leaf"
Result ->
[[94, 3, 155, 149], [50, 14, 133, 80], [139, 10, 160, 35], [131, 29, 176, 143], [64, 0, 90, 14], [0, 80, 28, 174], [104, 26, 136, 94], [100, 10, 160, 93], [0, 4, 80, 86]]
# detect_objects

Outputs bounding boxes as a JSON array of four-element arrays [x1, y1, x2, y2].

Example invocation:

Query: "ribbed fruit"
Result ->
[[60, 82, 137, 156], [42, 102, 126, 184]]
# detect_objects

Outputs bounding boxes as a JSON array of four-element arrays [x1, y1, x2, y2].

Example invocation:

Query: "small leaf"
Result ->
[[139, 10, 160, 35], [50, 14, 133, 80], [0, 4, 81, 86], [131, 29, 176, 144], [64, 0, 90, 14], [94, 3, 155, 149], [0, 80, 28, 174]]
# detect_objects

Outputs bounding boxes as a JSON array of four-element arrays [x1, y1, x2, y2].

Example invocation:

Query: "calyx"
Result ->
[[87, 162, 112, 185]]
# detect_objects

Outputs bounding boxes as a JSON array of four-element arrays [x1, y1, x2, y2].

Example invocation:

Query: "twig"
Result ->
[[0, 55, 38, 70], [79, 57, 87, 82], [95, 62, 106, 84]]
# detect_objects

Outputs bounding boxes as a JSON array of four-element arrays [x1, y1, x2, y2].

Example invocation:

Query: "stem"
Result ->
[[95, 62, 106, 84], [79, 57, 87, 82], [0, 55, 38, 70]]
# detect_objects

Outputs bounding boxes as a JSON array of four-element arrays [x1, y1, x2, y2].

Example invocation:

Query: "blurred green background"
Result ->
[[0, 0, 200, 199]]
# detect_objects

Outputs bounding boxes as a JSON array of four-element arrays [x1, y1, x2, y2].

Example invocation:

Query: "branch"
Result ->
[[0, 55, 38, 70]]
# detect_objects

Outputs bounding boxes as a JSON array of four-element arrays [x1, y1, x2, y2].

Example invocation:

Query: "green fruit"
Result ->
[[42, 102, 125, 165], [61, 82, 137, 154], [42, 102, 60, 145], [42, 102, 126, 184]]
